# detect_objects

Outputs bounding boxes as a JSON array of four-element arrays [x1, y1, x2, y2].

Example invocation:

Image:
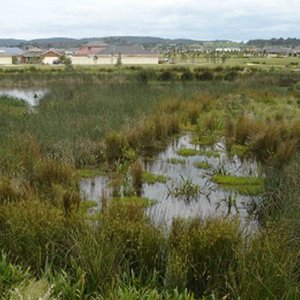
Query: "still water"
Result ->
[[0, 88, 47, 106], [80, 135, 262, 227]]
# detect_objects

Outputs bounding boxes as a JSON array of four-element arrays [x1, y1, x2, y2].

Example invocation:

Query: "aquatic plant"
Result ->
[[169, 176, 200, 202], [229, 144, 250, 157], [142, 172, 168, 185], [194, 161, 211, 170], [111, 196, 157, 209], [167, 158, 186, 165], [75, 168, 103, 179], [177, 148, 199, 157], [104, 131, 127, 163], [191, 134, 218, 146], [198, 150, 220, 158], [131, 159, 144, 196], [216, 194, 239, 216], [212, 175, 264, 196]]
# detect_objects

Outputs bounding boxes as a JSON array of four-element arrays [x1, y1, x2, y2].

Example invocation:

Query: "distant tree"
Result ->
[[116, 53, 122, 67], [59, 55, 73, 71], [210, 51, 217, 64], [221, 53, 229, 64]]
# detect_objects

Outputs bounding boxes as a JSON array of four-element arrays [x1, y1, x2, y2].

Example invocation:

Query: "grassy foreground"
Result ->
[[0, 69, 300, 298]]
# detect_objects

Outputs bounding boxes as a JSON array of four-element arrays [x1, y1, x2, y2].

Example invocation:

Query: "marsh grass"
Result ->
[[75, 168, 103, 179], [177, 148, 199, 157], [167, 218, 241, 298], [142, 172, 168, 185], [178, 148, 220, 158], [212, 175, 264, 195], [167, 158, 186, 165], [170, 177, 200, 202], [229, 144, 250, 158], [194, 161, 211, 170], [131, 159, 144, 195]]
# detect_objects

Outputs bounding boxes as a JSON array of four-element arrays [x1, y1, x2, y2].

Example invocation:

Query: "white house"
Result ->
[[41, 50, 64, 64], [0, 47, 23, 65], [0, 51, 12, 65], [215, 47, 241, 53], [72, 43, 159, 65]]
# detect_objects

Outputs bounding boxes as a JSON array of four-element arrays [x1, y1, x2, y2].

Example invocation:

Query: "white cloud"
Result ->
[[0, 0, 299, 40]]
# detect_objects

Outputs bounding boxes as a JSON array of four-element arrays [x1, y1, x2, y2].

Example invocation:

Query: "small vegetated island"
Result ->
[[0, 55, 300, 299]]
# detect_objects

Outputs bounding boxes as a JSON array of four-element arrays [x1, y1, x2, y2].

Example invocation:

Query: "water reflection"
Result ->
[[0, 89, 47, 106]]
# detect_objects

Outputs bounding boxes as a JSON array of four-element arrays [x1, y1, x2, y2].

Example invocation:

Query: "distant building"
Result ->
[[20, 50, 44, 64], [294, 48, 300, 57], [263, 47, 291, 57], [41, 50, 64, 64], [0, 51, 12, 65], [0, 47, 23, 65], [72, 42, 159, 65], [65, 48, 79, 57], [74, 42, 108, 57], [215, 47, 241, 53]]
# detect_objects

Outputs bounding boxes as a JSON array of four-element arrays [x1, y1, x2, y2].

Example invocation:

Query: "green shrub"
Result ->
[[104, 131, 128, 163], [194, 71, 214, 81], [0, 253, 30, 298], [166, 218, 241, 298], [159, 70, 177, 81], [181, 70, 194, 81]]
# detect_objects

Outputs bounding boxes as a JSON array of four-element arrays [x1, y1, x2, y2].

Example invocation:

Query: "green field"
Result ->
[[0, 68, 300, 299]]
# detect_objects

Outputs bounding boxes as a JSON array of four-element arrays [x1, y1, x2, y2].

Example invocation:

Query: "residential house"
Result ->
[[215, 47, 241, 53], [0, 47, 23, 65], [20, 49, 44, 64], [41, 49, 64, 64], [101, 45, 159, 65], [72, 42, 159, 65], [72, 42, 108, 64], [263, 47, 291, 57]]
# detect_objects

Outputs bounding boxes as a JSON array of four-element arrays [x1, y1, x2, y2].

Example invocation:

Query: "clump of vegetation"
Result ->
[[111, 196, 156, 209], [177, 146, 220, 158], [293, 81, 300, 93], [194, 161, 211, 169], [79, 200, 98, 215], [167, 218, 241, 297], [159, 70, 177, 81], [191, 134, 218, 146], [177, 148, 199, 157], [185, 101, 202, 125], [104, 131, 127, 163], [167, 158, 186, 165], [198, 150, 220, 158], [212, 175, 264, 195], [75, 168, 103, 178], [142, 172, 168, 184], [230, 144, 250, 157], [170, 176, 200, 202], [131, 159, 144, 195], [0, 253, 30, 298]]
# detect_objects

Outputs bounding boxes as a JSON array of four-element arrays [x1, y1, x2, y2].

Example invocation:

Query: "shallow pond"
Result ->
[[0, 88, 47, 106], [80, 135, 262, 227]]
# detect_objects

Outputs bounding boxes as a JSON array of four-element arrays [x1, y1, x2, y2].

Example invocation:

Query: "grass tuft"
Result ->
[[142, 172, 168, 184], [212, 175, 264, 195]]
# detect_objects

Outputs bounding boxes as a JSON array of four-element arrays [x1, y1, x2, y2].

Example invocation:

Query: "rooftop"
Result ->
[[100, 45, 159, 55], [0, 47, 24, 55]]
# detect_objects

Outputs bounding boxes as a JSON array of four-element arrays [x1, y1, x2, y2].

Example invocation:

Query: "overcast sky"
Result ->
[[1, 0, 299, 41]]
